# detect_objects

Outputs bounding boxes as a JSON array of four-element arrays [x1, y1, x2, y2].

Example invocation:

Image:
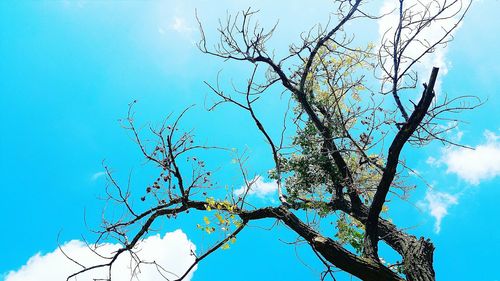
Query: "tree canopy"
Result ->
[[68, 1, 480, 281]]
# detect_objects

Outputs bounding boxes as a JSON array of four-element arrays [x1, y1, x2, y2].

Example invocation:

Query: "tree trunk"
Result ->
[[336, 199, 436, 281], [403, 237, 435, 281]]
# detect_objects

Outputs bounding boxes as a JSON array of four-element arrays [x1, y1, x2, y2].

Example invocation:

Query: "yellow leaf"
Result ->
[[215, 213, 225, 223], [382, 205, 389, 212], [203, 216, 210, 225]]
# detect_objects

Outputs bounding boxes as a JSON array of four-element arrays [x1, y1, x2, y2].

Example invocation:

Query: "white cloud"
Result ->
[[4, 230, 197, 281], [170, 16, 194, 34], [420, 130, 500, 233], [426, 156, 438, 166], [162, 15, 196, 44], [418, 190, 458, 233], [439, 130, 500, 185], [90, 171, 106, 181], [378, 0, 468, 92], [234, 176, 278, 199]]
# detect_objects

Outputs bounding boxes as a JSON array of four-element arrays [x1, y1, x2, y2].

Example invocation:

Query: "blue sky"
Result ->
[[1, 1, 499, 280]]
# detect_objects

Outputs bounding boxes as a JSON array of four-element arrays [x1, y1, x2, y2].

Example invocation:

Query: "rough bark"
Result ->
[[403, 238, 435, 281], [335, 199, 435, 281]]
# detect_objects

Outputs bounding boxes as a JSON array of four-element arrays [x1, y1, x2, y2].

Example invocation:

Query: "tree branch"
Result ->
[[364, 67, 439, 260]]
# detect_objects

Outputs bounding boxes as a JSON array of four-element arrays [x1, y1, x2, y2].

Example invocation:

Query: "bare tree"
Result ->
[[68, 1, 481, 281]]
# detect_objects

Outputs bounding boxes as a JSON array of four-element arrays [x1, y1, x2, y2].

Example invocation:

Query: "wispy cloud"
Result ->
[[157, 15, 196, 43], [420, 130, 500, 233], [418, 190, 458, 233], [4, 230, 197, 281], [90, 171, 106, 181], [234, 176, 278, 199], [429, 130, 500, 185], [170, 16, 194, 33]]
